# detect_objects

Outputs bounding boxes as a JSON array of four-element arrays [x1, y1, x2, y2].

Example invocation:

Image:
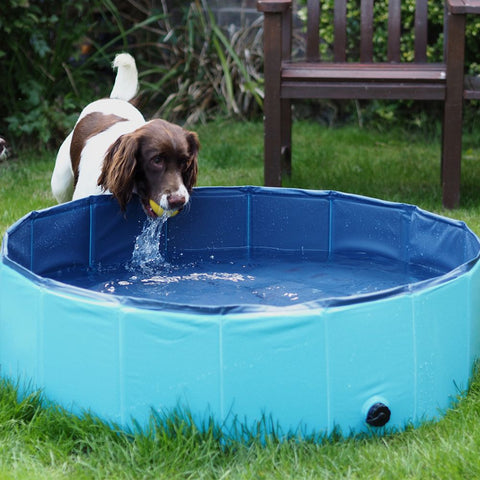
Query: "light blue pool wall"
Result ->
[[1, 263, 479, 435], [1, 187, 480, 437]]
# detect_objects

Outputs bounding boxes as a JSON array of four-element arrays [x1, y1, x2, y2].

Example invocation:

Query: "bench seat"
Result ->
[[282, 63, 447, 99]]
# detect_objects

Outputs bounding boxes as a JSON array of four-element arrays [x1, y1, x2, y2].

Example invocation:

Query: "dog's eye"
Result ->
[[152, 154, 166, 165], [180, 156, 190, 170]]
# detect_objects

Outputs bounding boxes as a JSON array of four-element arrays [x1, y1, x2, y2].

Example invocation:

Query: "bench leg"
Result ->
[[262, 10, 283, 186], [442, 105, 463, 209], [264, 98, 283, 186], [281, 99, 292, 177], [265, 98, 292, 186], [441, 11, 466, 209]]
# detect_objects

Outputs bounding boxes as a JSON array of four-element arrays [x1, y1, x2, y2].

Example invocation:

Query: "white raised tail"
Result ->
[[109, 53, 139, 102]]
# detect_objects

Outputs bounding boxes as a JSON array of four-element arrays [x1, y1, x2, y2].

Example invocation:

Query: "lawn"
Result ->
[[1, 120, 480, 479], [3, 120, 480, 237]]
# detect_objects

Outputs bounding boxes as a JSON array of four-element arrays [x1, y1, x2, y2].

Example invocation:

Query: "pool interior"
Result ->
[[42, 206, 447, 307], [4, 188, 479, 309], [45, 250, 445, 307]]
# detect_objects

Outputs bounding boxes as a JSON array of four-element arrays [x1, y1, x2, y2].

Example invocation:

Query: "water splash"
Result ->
[[127, 215, 168, 274]]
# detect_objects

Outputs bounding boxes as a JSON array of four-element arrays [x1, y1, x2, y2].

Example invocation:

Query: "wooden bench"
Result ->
[[257, 0, 480, 208]]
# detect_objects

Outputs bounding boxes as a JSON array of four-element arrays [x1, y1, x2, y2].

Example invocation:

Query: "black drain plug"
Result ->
[[366, 402, 391, 427]]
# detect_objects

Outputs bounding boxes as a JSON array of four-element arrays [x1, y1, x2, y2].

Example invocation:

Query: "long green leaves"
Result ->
[[140, 1, 264, 125], [1, 0, 265, 146]]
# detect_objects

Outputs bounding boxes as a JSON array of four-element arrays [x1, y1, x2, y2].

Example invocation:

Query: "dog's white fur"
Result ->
[[0, 137, 8, 160], [109, 52, 139, 101], [51, 54, 144, 203]]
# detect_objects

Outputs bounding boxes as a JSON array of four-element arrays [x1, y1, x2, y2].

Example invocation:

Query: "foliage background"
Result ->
[[1, 0, 480, 149], [0, 0, 264, 149]]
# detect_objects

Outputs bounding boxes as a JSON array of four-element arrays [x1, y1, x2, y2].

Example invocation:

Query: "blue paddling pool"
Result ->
[[1, 187, 480, 437]]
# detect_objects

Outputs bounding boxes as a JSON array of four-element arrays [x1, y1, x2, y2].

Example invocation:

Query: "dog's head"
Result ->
[[98, 119, 199, 217]]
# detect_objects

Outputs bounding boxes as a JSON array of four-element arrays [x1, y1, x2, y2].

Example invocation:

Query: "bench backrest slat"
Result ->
[[414, 0, 428, 62], [306, 0, 320, 61], [388, 0, 402, 62], [333, 0, 347, 61], [360, 0, 374, 62]]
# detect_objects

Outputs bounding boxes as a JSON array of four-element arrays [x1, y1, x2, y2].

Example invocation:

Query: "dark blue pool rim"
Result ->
[[2, 187, 480, 314]]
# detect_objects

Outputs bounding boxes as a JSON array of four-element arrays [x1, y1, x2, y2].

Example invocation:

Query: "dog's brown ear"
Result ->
[[183, 131, 199, 192], [98, 133, 138, 210]]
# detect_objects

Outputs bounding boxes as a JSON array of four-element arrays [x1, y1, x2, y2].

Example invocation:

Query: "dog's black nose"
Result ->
[[167, 193, 186, 209]]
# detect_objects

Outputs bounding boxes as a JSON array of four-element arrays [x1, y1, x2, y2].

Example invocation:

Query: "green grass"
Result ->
[[3, 120, 480, 235], [0, 151, 55, 236], [195, 119, 480, 232], [2, 120, 480, 478]]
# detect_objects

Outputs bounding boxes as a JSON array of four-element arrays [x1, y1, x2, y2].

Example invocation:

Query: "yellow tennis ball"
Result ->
[[149, 199, 179, 218]]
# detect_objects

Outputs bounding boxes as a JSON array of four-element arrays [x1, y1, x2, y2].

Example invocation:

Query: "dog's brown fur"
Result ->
[[97, 118, 199, 212]]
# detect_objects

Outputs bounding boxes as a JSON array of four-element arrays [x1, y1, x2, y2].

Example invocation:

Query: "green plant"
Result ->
[[0, 0, 165, 148], [0, 0, 104, 147], [137, 0, 264, 125], [0, 0, 264, 147]]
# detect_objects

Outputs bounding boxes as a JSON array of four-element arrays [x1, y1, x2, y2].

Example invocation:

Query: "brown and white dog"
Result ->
[[51, 53, 199, 217]]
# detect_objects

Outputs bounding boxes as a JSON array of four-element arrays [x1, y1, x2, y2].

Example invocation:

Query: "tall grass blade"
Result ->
[[212, 35, 239, 114]]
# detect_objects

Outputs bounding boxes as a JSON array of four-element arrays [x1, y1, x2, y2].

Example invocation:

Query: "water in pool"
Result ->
[[46, 218, 445, 307]]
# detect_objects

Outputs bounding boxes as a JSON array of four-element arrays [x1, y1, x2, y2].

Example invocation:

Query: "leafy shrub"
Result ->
[[0, 0, 263, 148], [0, 0, 108, 147], [0, 0, 169, 148]]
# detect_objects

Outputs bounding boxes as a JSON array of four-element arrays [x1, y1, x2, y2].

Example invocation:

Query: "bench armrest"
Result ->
[[447, 0, 480, 14], [257, 0, 292, 13]]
